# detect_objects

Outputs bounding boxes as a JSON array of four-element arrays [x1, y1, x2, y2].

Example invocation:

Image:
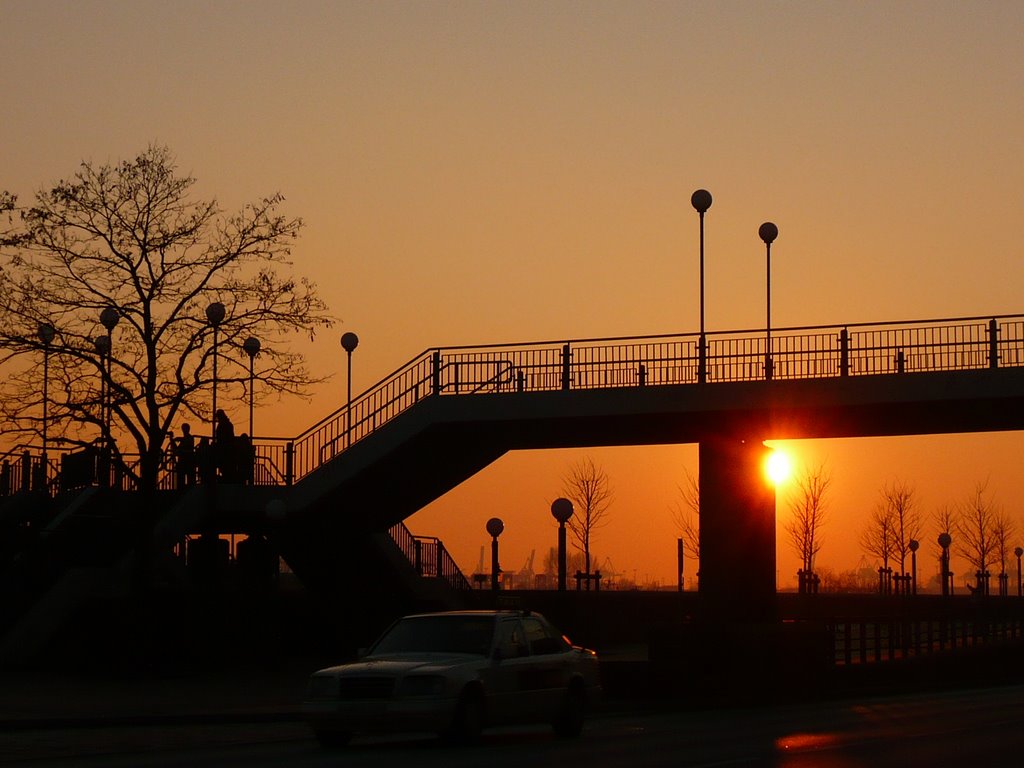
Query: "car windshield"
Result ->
[[371, 615, 496, 656]]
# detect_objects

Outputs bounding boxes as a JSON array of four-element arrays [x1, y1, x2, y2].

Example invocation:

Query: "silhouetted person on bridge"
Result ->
[[174, 423, 196, 488], [196, 436, 215, 484], [214, 409, 235, 480]]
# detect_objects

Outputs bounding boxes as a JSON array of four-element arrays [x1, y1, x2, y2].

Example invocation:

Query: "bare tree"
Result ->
[[784, 463, 831, 576], [669, 468, 700, 562], [542, 546, 558, 577], [860, 503, 897, 572], [991, 508, 1016, 586], [879, 480, 922, 575], [561, 457, 613, 584], [933, 505, 956, 545], [0, 190, 18, 246], [0, 146, 334, 490], [956, 481, 999, 581]]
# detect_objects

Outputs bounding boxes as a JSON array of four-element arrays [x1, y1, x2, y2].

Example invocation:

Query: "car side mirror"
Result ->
[[356, 647, 369, 659]]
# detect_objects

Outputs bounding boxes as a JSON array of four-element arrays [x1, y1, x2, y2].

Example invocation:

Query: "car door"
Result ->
[[480, 617, 533, 723], [518, 616, 572, 717]]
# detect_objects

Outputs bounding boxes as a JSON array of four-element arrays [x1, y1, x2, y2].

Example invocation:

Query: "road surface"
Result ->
[[4, 684, 1023, 767]]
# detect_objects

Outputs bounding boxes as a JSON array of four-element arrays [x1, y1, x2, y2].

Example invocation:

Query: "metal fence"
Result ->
[[831, 614, 1024, 665], [389, 521, 471, 591]]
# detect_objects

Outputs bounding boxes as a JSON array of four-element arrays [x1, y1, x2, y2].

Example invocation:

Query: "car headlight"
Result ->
[[399, 675, 447, 697]]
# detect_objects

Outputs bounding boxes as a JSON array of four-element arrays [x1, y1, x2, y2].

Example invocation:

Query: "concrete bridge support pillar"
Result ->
[[698, 435, 777, 622]]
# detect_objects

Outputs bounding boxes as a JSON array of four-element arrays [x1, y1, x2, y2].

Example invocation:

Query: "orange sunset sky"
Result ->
[[4, 1, 1024, 588]]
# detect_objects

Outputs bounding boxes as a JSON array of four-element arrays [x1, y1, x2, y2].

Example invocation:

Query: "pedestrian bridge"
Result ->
[[207, 313, 1024, 617], [9, 313, 1024, 632], [260, 313, 1024, 491]]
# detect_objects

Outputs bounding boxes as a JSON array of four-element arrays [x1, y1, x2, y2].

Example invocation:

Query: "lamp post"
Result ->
[[691, 189, 712, 383], [938, 532, 952, 598], [341, 332, 359, 447], [93, 335, 110, 485], [99, 307, 120, 444], [1015, 547, 1023, 598], [243, 337, 261, 436], [206, 302, 226, 440], [550, 498, 574, 592], [486, 517, 504, 593], [758, 222, 778, 381], [677, 537, 685, 592], [909, 539, 919, 596], [38, 322, 55, 469]]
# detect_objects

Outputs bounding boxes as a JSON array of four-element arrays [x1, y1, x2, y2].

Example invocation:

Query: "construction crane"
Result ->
[[471, 546, 488, 589], [501, 550, 535, 590], [519, 549, 535, 578]]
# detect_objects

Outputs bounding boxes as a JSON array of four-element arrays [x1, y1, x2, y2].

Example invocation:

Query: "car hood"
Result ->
[[318, 654, 482, 677]]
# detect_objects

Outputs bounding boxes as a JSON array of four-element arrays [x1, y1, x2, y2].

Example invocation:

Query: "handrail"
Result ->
[[283, 313, 1024, 483], [388, 521, 471, 591], [8, 312, 1024, 498]]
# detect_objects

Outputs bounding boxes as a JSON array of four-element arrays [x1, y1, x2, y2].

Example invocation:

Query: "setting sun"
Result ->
[[766, 450, 793, 486]]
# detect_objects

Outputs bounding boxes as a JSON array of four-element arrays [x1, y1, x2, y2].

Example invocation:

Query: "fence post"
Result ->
[[436, 541, 443, 582], [989, 318, 999, 369], [285, 441, 294, 486], [561, 343, 571, 391], [432, 350, 442, 395], [20, 451, 31, 493], [32, 455, 46, 493], [1, 460, 10, 496], [414, 539, 422, 575], [839, 328, 850, 377]]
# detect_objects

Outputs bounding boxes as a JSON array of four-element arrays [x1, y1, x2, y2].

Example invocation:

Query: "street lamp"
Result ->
[[758, 222, 779, 381], [909, 539, 919, 596], [99, 307, 120, 442], [486, 517, 504, 593], [100, 306, 121, 332], [677, 537, 685, 592], [38, 322, 55, 467], [243, 337, 261, 436], [691, 189, 712, 383], [93, 334, 110, 485], [938, 531, 952, 598], [551, 498, 574, 592], [1015, 546, 1023, 598], [341, 332, 359, 447], [206, 301, 226, 440]]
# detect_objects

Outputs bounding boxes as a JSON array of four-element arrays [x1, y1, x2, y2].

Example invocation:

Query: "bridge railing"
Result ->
[[278, 314, 1024, 484], [9, 314, 1024, 495], [389, 521, 472, 591], [0, 447, 45, 496]]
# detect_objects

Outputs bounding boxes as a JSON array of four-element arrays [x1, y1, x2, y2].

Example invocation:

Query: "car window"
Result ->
[[495, 618, 529, 658], [371, 615, 495, 656], [521, 616, 567, 656]]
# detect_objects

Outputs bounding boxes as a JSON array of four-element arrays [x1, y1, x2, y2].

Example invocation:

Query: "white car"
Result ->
[[302, 609, 601, 746]]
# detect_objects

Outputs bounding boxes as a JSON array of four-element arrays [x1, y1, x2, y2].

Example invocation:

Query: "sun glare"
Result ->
[[766, 450, 792, 486]]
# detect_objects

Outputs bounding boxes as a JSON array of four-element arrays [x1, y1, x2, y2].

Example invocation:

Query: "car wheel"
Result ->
[[446, 687, 485, 743], [552, 685, 585, 738], [313, 728, 353, 748]]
